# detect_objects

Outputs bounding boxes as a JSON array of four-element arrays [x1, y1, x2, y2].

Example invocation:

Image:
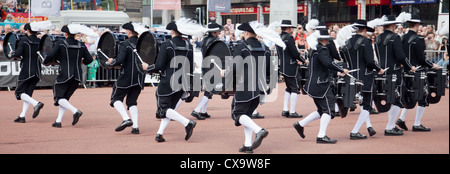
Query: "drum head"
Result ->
[[98, 32, 119, 68], [203, 40, 232, 72], [3, 32, 19, 58], [136, 31, 157, 65], [39, 35, 54, 56]]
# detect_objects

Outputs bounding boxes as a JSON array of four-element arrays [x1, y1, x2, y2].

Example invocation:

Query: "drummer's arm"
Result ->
[[109, 43, 126, 66], [144, 42, 169, 73], [10, 38, 24, 59], [44, 42, 61, 65], [81, 46, 93, 65]]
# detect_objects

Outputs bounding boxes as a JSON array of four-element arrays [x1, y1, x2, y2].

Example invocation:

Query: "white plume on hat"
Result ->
[[335, 24, 356, 49], [396, 12, 412, 23], [30, 21, 53, 32], [176, 17, 207, 38], [306, 30, 320, 50], [68, 24, 98, 37], [367, 16, 387, 29], [132, 22, 149, 35], [249, 21, 286, 49], [305, 19, 320, 33]]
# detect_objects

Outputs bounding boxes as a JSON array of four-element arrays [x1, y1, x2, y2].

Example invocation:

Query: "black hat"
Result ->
[[407, 14, 422, 24], [383, 15, 401, 26], [24, 23, 33, 32], [207, 23, 224, 32], [61, 25, 70, 33], [122, 22, 136, 33], [280, 20, 295, 28], [315, 21, 327, 30], [237, 22, 255, 34], [317, 29, 332, 40], [353, 19, 375, 32], [166, 21, 179, 33]]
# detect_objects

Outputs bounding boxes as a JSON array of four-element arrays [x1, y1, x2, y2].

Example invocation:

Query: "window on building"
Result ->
[[61, 0, 117, 11]]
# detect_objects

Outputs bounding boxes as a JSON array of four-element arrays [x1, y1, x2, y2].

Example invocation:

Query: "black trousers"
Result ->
[[283, 74, 300, 94], [312, 89, 335, 119], [231, 97, 260, 127], [110, 85, 142, 109], [361, 92, 374, 111], [156, 91, 185, 118], [53, 78, 79, 106], [15, 76, 40, 100]]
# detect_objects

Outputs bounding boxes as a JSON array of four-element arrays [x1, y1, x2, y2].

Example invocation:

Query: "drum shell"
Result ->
[[203, 40, 234, 96], [97, 32, 128, 68], [3, 33, 26, 59], [39, 34, 65, 65]]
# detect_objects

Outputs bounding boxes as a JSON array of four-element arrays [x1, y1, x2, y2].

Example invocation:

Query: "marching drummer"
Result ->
[[374, 15, 416, 136], [106, 22, 146, 134], [396, 13, 440, 132], [343, 20, 385, 140], [293, 29, 349, 144], [142, 19, 203, 142], [191, 22, 224, 120], [10, 22, 50, 123], [43, 24, 94, 128]]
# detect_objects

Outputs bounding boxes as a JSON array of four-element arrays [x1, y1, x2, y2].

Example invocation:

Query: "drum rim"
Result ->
[[136, 31, 157, 65], [3, 32, 20, 58]]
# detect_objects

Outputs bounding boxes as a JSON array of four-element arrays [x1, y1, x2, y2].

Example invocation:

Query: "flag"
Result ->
[[31, 0, 61, 17], [153, 0, 181, 10]]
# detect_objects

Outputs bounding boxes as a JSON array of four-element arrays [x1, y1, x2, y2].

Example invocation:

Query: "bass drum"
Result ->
[[39, 34, 65, 65], [3, 32, 26, 59], [427, 68, 447, 104], [97, 31, 128, 68], [373, 75, 396, 113], [202, 40, 234, 99], [136, 31, 157, 65]]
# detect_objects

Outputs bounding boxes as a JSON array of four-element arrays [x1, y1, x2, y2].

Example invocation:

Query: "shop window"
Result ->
[[61, 0, 117, 11]]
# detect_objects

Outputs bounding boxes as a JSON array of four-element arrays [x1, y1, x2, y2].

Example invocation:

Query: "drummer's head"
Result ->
[[122, 22, 139, 37], [23, 23, 38, 36], [166, 21, 182, 38], [237, 22, 256, 40], [61, 25, 76, 38]]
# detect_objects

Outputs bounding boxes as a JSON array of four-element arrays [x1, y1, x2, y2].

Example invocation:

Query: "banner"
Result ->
[[31, 0, 61, 17], [391, 0, 437, 5], [6, 13, 48, 23], [208, 0, 231, 13], [153, 0, 181, 10]]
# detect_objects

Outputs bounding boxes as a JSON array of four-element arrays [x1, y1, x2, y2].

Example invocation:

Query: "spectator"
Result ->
[[87, 57, 99, 88], [7, 4, 15, 12], [396, 24, 405, 37], [4, 24, 12, 33], [436, 36, 448, 67], [425, 32, 440, 62], [224, 19, 235, 34], [4, 14, 14, 23], [330, 30, 337, 39]]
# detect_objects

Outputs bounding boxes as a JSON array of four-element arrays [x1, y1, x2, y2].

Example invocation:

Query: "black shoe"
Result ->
[[367, 127, 377, 137], [52, 122, 62, 128], [32, 102, 44, 119], [350, 132, 368, 140], [72, 110, 83, 126], [281, 111, 289, 117], [316, 136, 337, 144], [350, 105, 357, 112], [185, 120, 196, 141], [251, 112, 265, 119], [191, 111, 205, 120], [115, 119, 133, 132], [201, 112, 211, 118], [384, 128, 404, 136], [252, 129, 268, 150], [155, 134, 165, 142], [288, 112, 303, 118], [293, 122, 305, 139], [239, 145, 253, 154], [412, 124, 431, 132], [14, 116, 25, 123], [370, 108, 379, 115], [131, 128, 140, 134], [331, 111, 340, 117], [396, 119, 408, 131]]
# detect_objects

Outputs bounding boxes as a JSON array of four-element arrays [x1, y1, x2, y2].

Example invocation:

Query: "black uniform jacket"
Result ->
[[12, 35, 42, 81], [147, 36, 194, 96], [304, 42, 345, 98], [109, 36, 145, 89], [343, 34, 382, 92], [402, 30, 433, 68], [232, 37, 271, 102], [44, 37, 93, 84], [375, 30, 413, 75], [277, 31, 306, 77]]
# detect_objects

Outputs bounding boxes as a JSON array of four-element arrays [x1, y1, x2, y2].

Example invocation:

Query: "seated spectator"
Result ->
[[4, 14, 15, 23]]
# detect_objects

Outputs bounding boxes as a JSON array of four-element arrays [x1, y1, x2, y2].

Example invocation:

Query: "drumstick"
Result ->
[[36, 51, 45, 62], [348, 69, 360, 73], [210, 59, 222, 70], [97, 49, 109, 59], [132, 49, 145, 63], [8, 43, 14, 57]]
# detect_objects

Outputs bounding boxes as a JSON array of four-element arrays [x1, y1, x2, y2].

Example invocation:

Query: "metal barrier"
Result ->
[[425, 50, 448, 64]]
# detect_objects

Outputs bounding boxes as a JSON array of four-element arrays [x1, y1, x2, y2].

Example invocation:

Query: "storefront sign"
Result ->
[[221, 5, 305, 15], [347, 0, 391, 6], [208, 0, 231, 13], [391, 0, 436, 5]]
